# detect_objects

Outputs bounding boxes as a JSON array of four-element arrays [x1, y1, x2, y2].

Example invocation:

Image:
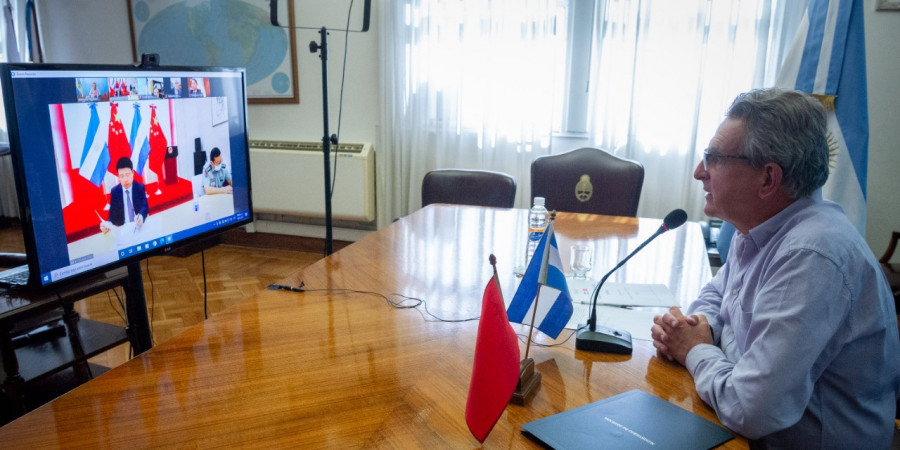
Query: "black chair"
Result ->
[[876, 232, 900, 423], [422, 169, 517, 208], [531, 147, 644, 216]]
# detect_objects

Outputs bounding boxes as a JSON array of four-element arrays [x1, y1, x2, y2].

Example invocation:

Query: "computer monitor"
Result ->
[[0, 62, 253, 290]]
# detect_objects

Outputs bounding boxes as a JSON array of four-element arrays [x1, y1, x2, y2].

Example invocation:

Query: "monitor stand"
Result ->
[[125, 262, 153, 354]]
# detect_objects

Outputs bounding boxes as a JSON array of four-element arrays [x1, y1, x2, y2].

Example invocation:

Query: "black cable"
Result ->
[[517, 324, 585, 348], [298, 287, 480, 323], [202, 249, 208, 319], [107, 286, 132, 360], [248, 284, 587, 346], [107, 287, 126, 324], [329, 0, 355, 198], [144, 258, 156, 345]]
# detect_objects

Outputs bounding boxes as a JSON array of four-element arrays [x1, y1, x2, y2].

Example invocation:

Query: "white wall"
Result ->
[[863, 5, 900, 260], [34, 1, 135, 64], [36, 1, 900, 255]]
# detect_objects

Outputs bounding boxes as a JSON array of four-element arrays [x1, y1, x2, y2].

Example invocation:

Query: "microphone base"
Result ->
[[575, 324, 633, 355]]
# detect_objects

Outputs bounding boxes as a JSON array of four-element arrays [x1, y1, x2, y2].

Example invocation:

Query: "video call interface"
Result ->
[[7, 69, 251, 286]]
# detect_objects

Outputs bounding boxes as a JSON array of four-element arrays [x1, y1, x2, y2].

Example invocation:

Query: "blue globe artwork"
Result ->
[[134, 0, 290, 92]]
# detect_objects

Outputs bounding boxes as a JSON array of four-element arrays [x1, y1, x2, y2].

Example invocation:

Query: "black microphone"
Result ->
[[575, 209, 688, 354]]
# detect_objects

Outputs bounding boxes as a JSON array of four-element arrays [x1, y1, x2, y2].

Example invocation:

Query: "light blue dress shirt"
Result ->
[[686, 197, 900, 448]]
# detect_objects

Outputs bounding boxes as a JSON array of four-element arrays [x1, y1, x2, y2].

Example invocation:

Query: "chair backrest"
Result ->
[[531, 147, 644, 216], [422, 169, 517, 208], [716, 221, 736, 264]]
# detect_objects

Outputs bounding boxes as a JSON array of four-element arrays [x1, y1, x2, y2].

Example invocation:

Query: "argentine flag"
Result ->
[[506, 222, 574, 339], [77, 103, 109, 187], [775, 0, 867, 235], [130, 103, 152, 176]]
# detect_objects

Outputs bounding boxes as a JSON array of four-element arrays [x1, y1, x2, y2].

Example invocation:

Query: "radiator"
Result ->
[[249, 140, 376, 223]]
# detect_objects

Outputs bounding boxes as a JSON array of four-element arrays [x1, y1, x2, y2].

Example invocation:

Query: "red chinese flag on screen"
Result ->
[[465, 273, 521, 443], [148, 105, 168, 183], [106, 102, 132, 174]]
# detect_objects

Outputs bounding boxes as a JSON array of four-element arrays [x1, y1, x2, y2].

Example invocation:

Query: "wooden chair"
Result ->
[[531, 147, 644, 216], [422, 169, 517, 209]]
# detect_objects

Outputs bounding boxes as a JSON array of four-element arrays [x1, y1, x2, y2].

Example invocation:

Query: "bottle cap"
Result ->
[[534, 197, 545, 207]]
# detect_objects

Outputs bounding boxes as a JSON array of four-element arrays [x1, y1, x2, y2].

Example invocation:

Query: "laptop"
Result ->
[[0, 263, 30, 288]]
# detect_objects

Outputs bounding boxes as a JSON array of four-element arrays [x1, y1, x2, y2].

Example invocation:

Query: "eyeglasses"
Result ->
[[702, 148, 750, 171]]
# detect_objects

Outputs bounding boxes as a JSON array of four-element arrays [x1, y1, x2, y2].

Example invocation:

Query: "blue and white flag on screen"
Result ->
[[78, 104, 109, 188], [506, 223, 573, 339], [78, 142, 110, 187], [775, 0, 867, 235]]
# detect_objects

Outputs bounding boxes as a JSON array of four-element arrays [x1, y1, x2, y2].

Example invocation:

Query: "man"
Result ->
[[101, 157, 148, 233], [651, 88, 899, 448], [88, 82, 100, 100], [188, 78, 202, 97], [203, 147, 232, 195]]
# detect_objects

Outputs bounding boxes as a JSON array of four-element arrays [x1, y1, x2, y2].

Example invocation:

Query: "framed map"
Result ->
[[128, 0, 299, 104]]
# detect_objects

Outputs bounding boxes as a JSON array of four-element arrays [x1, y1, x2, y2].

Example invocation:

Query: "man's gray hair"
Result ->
[[726, 88, 830, 199]]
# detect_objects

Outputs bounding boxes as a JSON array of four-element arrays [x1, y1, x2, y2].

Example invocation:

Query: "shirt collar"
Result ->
[[743, 196, 816, 249]]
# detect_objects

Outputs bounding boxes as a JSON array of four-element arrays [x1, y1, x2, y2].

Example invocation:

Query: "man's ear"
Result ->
[[758, 162, 783, 199]]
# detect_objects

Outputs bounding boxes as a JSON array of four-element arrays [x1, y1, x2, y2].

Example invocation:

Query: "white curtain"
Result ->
[[586, 0, 807, 221], [378, 0, 806, 225], [378, 0, 566, 224]]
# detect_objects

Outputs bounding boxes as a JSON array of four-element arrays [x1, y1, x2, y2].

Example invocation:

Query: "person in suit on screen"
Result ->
[[100, 157, 148, 233], [188, 78, 203, 97]]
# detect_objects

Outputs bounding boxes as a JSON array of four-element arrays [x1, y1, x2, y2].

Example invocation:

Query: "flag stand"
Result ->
[[510, 357, 541, 405], [510, 212, 556, 405]]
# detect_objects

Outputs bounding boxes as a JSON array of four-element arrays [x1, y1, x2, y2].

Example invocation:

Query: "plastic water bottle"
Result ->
[[526, 196, 549, 264]]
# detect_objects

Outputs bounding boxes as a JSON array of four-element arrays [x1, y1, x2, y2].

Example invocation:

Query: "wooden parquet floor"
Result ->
[[0, 221, 322, 370]]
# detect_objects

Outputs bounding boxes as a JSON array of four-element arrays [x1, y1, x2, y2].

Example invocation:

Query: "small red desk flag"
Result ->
[[466, 255, 521, 443]]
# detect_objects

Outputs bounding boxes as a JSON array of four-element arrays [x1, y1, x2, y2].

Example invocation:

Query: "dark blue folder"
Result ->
[[522, 389, 733, 449]]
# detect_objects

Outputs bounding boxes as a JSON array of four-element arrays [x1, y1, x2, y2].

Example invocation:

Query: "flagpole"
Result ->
[[523, 288, 540, 362], [489, 254, 502, 297], [523, 211, 554, 361], [511, 212, 554, 405]]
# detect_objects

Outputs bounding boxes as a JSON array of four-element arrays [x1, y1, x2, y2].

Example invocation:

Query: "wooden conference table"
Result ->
[[0, 205, 746, 448]]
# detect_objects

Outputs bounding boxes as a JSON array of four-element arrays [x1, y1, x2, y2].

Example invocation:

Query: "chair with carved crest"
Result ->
[[531, 147, 644, 217]]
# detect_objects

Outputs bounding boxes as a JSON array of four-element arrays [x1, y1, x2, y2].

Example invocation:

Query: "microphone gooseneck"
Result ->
[[586, 209, 687, 331]]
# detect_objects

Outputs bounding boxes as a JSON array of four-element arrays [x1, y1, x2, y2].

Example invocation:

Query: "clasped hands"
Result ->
[[651, 307, 713, 366]]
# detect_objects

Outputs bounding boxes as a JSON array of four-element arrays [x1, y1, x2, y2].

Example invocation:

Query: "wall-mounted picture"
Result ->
[[128, 0, 299, 104]]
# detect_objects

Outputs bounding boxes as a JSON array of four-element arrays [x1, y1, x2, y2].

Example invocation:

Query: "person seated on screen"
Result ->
[[88, 82, 100, 100], [188, 78, 202, 97], [100, 157, 149, 233], [650, 88, 900, 448], [202, 147, 232, 195]]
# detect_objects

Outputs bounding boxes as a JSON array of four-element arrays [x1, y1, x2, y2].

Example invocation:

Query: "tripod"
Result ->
[[309, 27, 335, 256]]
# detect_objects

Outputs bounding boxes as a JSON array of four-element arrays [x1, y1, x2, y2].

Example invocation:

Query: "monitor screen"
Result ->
[[1, 62, 253, 290]]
